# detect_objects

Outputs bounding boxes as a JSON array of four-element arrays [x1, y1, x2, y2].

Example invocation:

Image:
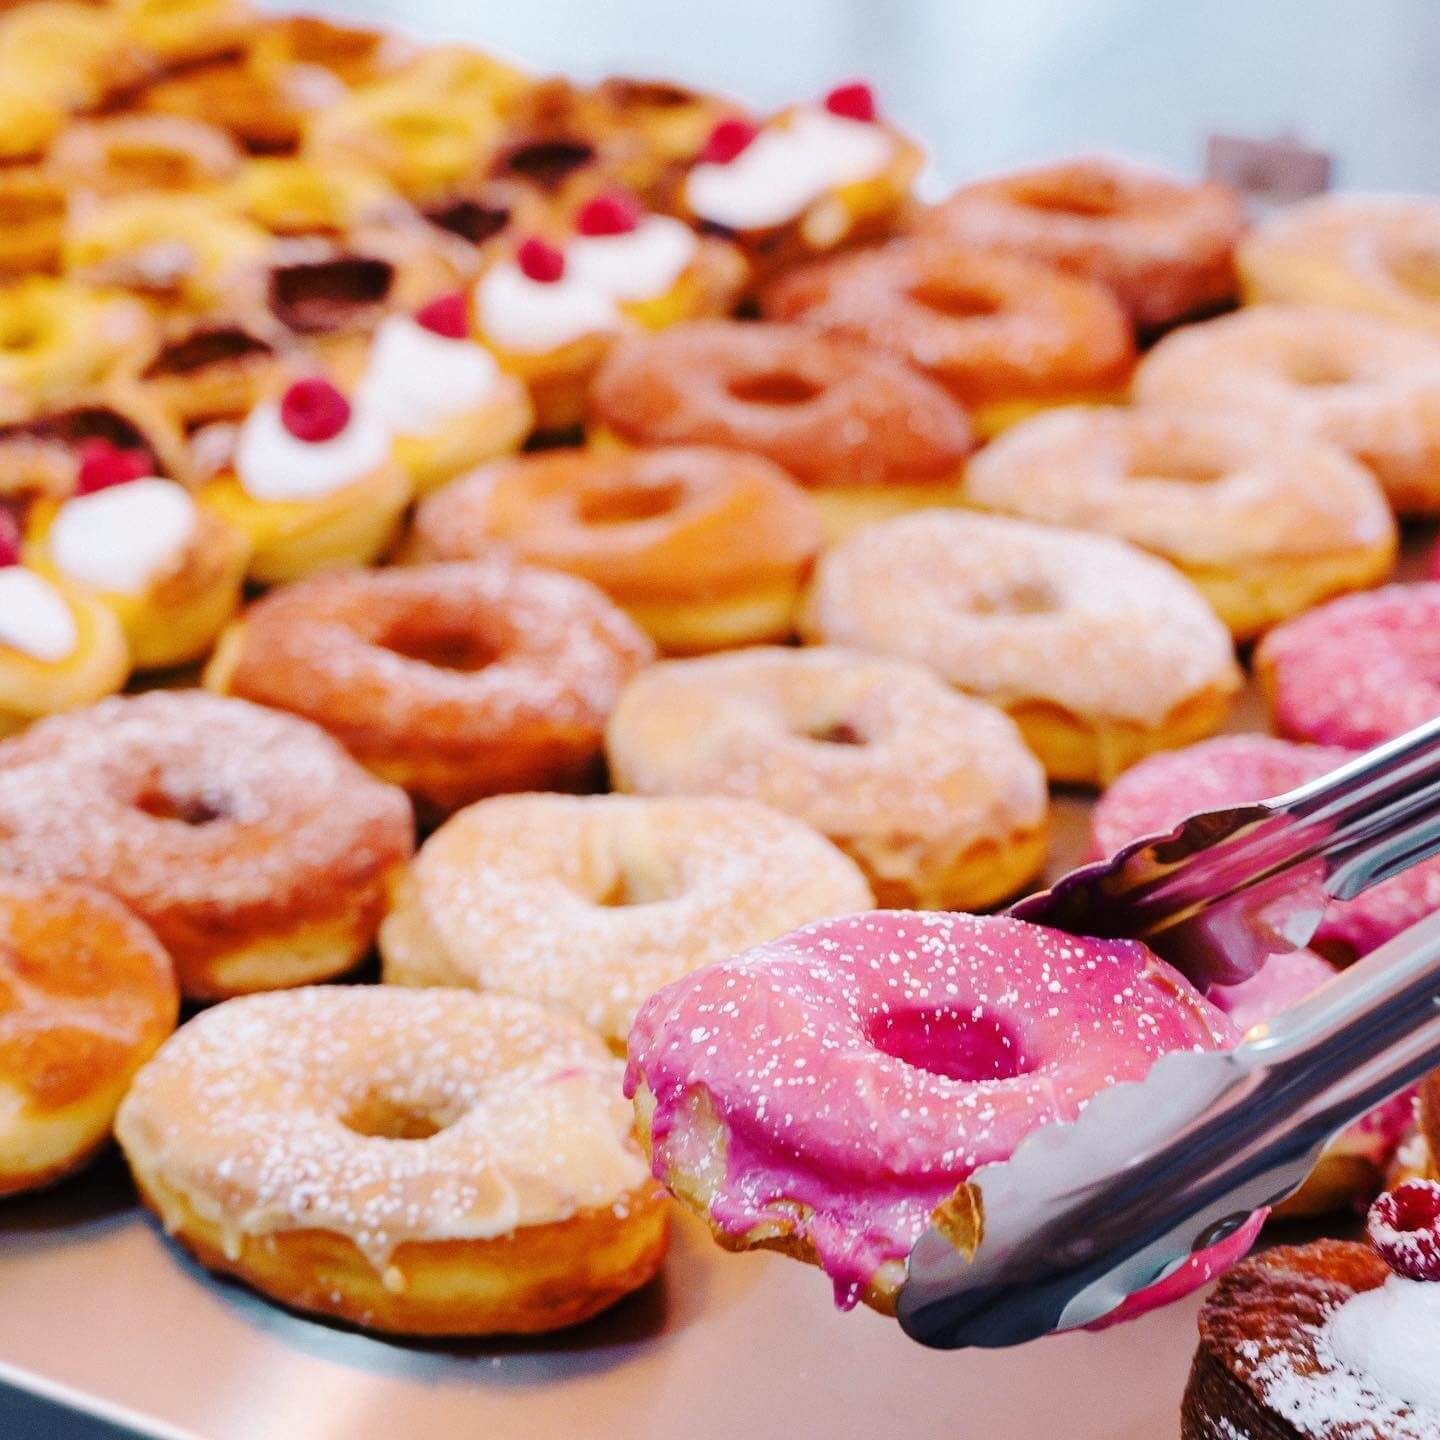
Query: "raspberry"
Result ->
[[516, 236, 566, 284], [414, 291, 469, 340], [0, 508, 19, 567], [279, 378, 351, 443], [824, 81, 878, 123], [700, 117, 759, 165], [75, 439, 151, 495], [576, 191, 643, 237], [1367, 1180, 1440, 1281]]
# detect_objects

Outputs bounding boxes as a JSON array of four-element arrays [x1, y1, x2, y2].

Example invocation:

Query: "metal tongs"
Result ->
[[897, 714, 1440, 1349]]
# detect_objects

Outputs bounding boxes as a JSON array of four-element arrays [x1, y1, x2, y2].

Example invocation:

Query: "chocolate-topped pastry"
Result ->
[[1183, 1182, 1440, 1438]]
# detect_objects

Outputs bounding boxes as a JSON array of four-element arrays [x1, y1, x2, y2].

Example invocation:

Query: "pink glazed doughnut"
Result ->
[[625, 909, 1238, 1313], [1254, 583, 1440, 749]]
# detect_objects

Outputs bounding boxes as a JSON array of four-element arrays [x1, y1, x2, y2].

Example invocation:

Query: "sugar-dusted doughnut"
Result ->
[[802, 510, 1241, 784], [590, 320, 974, 540], [1135, 305, 1440, 515], [763, 240, 1134, 437], [627, 910, 1237, 1311], [205, 559, 655, 819], [381, 793, 872, 1050], [0, 691, 414, 1000], [408, 446, 823, 652], [920, 155, 1246, 331], [1255, 582, 1440, 748], [116, 987, 667, 1335], [962, 407, 1397, 639], [0, 876, 177, 1195], [606, 646, 1048, 909]]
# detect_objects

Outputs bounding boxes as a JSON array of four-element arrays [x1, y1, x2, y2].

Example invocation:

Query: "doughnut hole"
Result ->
[[379, 618, 500, 672], [341, 1094, 450, 1141], [1126, 435, 1228, 485], [961, 576, 1060, 616], [133, 788, 227, 827], [866, 1004, 1033, 1083], [1285, 350, 1356, 388], [907, 278, 1002, 320], [799, 719, 867, 747], [1010, 177, 1120, 219], [727, 371, 824, 406], [576, 479, 687, 526]]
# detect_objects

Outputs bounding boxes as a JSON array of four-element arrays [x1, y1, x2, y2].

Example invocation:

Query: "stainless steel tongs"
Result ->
[[897, 714, 1440, 1350]]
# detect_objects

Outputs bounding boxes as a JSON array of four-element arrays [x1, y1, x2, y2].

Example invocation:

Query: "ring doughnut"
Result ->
[[0, 691, 415, 1001], [763, 240, 1134, 437], [962, 407, 1397, 639], [590, 321, 975, 541], [802, 509, 1241, 784], [380, 792, 872, 1050], [626, 910, 1237, 1311], [605, 646, 1049, 909], [116, 986, 667, 1335], [408, 446, 823, 653], [49, 115, 244, 199], [919, 155, 1246, 332], [0, 876, 177, 1196], [204, 560, 655, 819], [1255, 582, 1440, 749], [1135, 305, 1440, 515]]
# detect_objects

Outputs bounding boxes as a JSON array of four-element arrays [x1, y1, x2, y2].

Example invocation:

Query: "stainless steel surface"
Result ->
[[1011, 716, 1440, 991]]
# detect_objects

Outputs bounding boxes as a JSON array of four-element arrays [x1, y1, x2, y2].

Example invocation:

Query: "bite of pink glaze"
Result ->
[[626, 910, 1238, 1311]]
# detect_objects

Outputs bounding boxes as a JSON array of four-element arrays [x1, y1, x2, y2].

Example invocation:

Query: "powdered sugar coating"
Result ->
[[380, 792, 873, 1048], [803, 510, 1239, 727], [1257, 583, 1440, 748], [116, 987, 650, 1272], [626, 909, 1235, 1307]]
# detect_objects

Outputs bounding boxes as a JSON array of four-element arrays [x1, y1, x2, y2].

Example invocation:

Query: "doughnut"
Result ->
[[204, 559, 655, 819], [0, 2, 133, 112], [919, 155, 1246, 332], [590, 321, 975, 540], [1237, 193, 1440, 337], [1135, 305, 1440, 515], [0, 691, 414, 1001], [802, 510, 1241, 784], [0, 168, 68, 276], [961, 407, 1398, 639], [419, 179, 548, 263], [380, 793, 873, 1051], [1092, 736, 1440, 966], [408, 446, 823, 652], [626, 909, 1237, 1312], [0, 876, 177, 1196], [49, 115, 244, 198], [0, 83, 65, 166], [111, 0, 257, 71], [605, 646, 1049, 909], [762, 240, 1135, 437], [1255, 582, 1440, 749], [116, 986, 666, 1336], [225, 157, 403, 239], [248, 11, 415, 89]]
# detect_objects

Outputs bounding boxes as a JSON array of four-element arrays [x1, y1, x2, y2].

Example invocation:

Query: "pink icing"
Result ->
[[625, 910, 1238, 1310], [1091, 735, 1440, 962], [1430, 535, 1440, 581], [1257, 582, 1440, 749]]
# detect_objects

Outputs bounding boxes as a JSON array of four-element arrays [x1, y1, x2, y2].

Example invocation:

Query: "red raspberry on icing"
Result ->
[[1367, 1180, 1440, 1281], [414, 291, 469, 340], [700, 117, 759, 165], [75, 439, 151, 495], [0, 509, 20, 567], [576, 191, 643, 237], [516, 236, 566, 283], [279, 378, 351, 443], [824, 81, 878, 123]]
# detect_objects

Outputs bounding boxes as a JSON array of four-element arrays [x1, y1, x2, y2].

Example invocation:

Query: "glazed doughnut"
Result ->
[[1255, 582, 1440, 749], [1237, 193, 1440, 337], [961, 407, 1397, 639], [380, 793, 872, 1050], [0, 168, 68, 277], [763, 240, 1135, 437], [204, 560, 655, 819], [919, 155, 1246, 331], [605, 646, 1048, 909], [590, 321, 975, 540], [0, 691, 414, 1001], [0, 876, 177, 1196], [626, 910, 1237, 1311], [116, 986, 666, 1336], [49, 115, 244, 199], [1135, 305, 1440, 515], [409, 446, 823, 652], [802, 510, 1241, 784]]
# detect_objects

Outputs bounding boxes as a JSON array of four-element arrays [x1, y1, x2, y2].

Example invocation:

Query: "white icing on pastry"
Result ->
[[568, 215, 698, 301], [235, 399, 391, 502], [1326, 1276, 1440, 1414], [356, 314, 503, 435], [475, 263, 621, 354], [49, 479, 197, 596], [0, 569, 77, 663]]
